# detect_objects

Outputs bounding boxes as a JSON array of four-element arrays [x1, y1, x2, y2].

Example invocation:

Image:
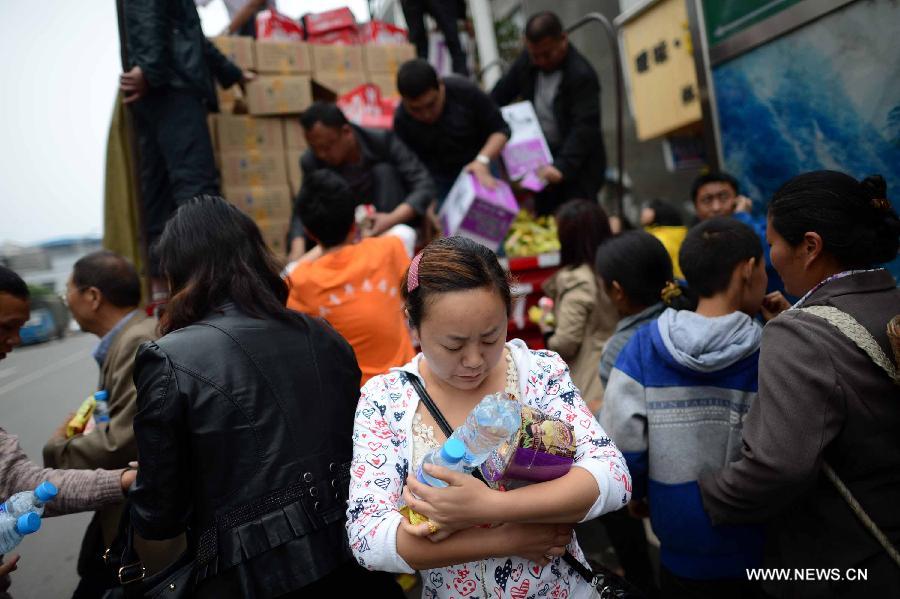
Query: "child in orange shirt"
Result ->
[[286, 171, 416, 385]]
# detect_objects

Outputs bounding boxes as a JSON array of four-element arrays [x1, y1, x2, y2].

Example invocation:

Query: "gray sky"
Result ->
[[0, 0, 368, 246]]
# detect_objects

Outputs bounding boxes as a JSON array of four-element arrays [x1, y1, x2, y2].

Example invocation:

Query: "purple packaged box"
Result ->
[[502, 138, 551, 180], [438, 172, 519, 251]]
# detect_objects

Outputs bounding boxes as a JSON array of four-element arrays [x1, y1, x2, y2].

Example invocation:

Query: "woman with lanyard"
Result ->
[[700, 171, 900, 597]]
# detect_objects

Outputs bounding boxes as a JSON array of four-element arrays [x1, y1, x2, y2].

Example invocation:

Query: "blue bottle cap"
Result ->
[[441, 439, 466, 463], [16, 512, 41, 535], [35, 481, 58, 502], [94, 390, 109, 401]]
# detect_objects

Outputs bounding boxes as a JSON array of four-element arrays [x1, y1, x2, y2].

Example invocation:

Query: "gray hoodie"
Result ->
[[657, 308, 762, 373]]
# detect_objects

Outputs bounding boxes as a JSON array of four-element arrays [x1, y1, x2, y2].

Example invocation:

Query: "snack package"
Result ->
[[479, 405, 575, 488], [66, 397, 96, 438]]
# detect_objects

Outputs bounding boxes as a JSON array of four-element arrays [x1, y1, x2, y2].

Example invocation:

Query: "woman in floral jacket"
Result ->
[[346, 236, 631, 599]]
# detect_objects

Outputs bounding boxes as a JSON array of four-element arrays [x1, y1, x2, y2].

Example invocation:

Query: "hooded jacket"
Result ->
[[600, 308, 764, 579]]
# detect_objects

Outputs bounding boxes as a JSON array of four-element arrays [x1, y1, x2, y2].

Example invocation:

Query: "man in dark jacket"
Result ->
[[119, 0, 250, 286], [288, 102, 435, 260], [393, 59, 509, 205], [491, 11, 606, 215]]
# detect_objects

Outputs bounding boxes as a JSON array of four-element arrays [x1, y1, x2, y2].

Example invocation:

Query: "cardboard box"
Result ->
[[310, 44, 364, 75], [358, 20, 409, 44], [500, 101, 554, 181], [254, 41, 313, 74], [281, 118, 307, 150], [364, 43, 416, 74], [216, 84, 238, 114], [211, 36, 255, 70], [285, 150, 304, 197], [302, 7, 356, 36], [223, 185, 293, 222], [219, 150, 289, 187], [313, 74, 366, 97], [307, 28, 361, 45], [214, 115, 284, 152], [257, 218, 292, 257], [439, 173, 518, 251], [367, 73, 398, 98], [244, 76, 312, 116]]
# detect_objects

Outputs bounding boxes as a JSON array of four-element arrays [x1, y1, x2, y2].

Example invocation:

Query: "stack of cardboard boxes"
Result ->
[[208, 28, 415, 255]]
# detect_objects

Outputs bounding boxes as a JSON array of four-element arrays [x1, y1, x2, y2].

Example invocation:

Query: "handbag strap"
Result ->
[[406, 372, 613, 588], [798, 306, 900, 569]]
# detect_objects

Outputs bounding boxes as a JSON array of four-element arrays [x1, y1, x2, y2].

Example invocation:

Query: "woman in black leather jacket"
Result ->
[[129, 196, 403, 598]]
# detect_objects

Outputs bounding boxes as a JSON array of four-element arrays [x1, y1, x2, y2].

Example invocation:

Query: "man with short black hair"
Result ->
[[286, 171, 415, 385], [394, 59, 510, 205], [691, 171, 744, 222], [288, 102, 434, 260], [42, 251, 181, 598], [491, 11, 607, 215]]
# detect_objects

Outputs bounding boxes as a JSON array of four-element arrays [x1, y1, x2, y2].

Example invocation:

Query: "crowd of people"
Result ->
[[0, 4, 898, 599]]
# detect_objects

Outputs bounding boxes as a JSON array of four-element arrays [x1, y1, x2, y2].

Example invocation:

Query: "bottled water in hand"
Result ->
[[0, 512, 41, 554], [93, 390, 110, 425], [0, 482, 58, 518], [417, 439, 467, 488], [450, 393, 521, 470]]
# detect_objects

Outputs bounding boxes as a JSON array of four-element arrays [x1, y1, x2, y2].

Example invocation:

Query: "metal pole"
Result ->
[[469, 0, 502, 89], [565, 13, 624, 217]]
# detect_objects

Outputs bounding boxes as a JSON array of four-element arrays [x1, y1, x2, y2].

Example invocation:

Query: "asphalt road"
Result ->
[[0, 332, 99, 599]]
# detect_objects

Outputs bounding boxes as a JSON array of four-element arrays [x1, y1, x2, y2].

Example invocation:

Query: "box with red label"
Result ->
[[363, 43, 416, 74], [244, 75, 312, 116], [307, 27, 361, 46], [255, 9, 304, 41], [337, 84, 396, 129], [439, 172, 519, 251], [358, 20, 409, 44], [302, 7, 356, 36]]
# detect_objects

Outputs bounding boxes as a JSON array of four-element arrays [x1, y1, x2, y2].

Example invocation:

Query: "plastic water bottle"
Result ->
[[0, 482, 58, 518], [93, 390, 110, 425], [449, 393, 521, 470], [417, 439, 467, 488], [0, 512, 41, 553]]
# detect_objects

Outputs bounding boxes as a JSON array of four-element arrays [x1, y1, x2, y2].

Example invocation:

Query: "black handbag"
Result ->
[[101, 503, 197, 599], [407, 374, 645, 598]]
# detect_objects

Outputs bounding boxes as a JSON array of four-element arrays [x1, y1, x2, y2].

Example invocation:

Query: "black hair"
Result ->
[[525, 11, 564, 43], [402, 236, 512, 329], [72, 250, 141, 308], [678, 217, 762, 297], [299, 102, 349, 131], [691, 172, 739, 203], [769, 171, 900, 269], [155, 195, 302, 334], [297, 171, 356, 248], [0, 265, 29, 300], [595, 231, 672, 309], [556, 199, 612, 268], [646, 199, 683, 226], [396, 59, 440, 99]]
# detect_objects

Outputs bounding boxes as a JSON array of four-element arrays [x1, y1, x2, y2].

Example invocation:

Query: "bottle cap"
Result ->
[[35, 481, 58, 502], [16, 512, 41, 535], [94, 390, 109, 401], [441, 439, 466, 463]]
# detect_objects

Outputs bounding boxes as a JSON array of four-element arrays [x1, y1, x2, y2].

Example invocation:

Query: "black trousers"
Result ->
[[401, 0, 468, 76], [131, 88, 219, 274]]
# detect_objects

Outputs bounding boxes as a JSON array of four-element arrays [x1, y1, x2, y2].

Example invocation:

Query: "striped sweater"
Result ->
[[600, 309, 765, 580]]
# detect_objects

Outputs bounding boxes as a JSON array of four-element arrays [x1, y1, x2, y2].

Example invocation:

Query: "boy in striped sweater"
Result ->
[[600, 217, 768, 597]]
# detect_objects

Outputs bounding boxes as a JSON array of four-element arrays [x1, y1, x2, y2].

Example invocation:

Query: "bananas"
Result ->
[[503, 211, 560, 257]]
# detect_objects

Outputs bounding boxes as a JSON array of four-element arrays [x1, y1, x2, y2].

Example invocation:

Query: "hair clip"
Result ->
[[407, 252, 423, 292], [661, 280, 682, 304]]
